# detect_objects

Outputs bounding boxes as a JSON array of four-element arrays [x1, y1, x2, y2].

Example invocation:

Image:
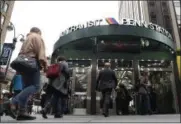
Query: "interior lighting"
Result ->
[[76, 67, 79, 72], [115, 59, 118, 63], [145, 40, 150, 47]]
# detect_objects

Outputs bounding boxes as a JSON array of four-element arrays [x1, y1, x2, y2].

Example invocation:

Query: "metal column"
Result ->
[[90, 37, 97, 115]]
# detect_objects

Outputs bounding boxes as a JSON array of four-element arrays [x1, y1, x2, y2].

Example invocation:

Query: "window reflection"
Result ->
[[1, 16, 5, 25], [74, 67, 91, 92], [3, 3, 9, 12], [1, 0, 5, 9]]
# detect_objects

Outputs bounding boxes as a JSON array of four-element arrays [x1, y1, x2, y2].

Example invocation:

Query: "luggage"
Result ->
[[46, 63, 61, 78]]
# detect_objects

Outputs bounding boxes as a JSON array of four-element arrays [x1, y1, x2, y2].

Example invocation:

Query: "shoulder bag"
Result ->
[[10, 54, 38, 74]]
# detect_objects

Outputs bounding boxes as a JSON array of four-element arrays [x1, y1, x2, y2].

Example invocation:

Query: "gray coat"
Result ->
[[51, 61, 70, 95]]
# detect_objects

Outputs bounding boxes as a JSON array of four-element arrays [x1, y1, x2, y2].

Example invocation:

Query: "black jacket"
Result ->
[[96, 68, 117, 91]]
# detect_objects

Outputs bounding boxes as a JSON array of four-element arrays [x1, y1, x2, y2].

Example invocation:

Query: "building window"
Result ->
[[177, 15, 180, 20], [149, 2, 155, 6], [166, 28, 173, 36], [174, 1, 180, 7], [161, 2, 167, 7], [162, 8, 168, 14], [1, 15, 5, 25], [164, 15, 171, 28], [178, 24, 181, 29], [0, 0, 5, 9], [150, 12, 157, 23], [3, 3, 9, 12]]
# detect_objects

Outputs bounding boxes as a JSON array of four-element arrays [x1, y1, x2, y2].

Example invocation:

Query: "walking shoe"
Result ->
[[16, 114, 36, 120], [54, 114, 63, 118], [41, 109, 48, 119], [102, 113, 109, 117], [16, 109, 36, 120], [5, 101, 17, 119]]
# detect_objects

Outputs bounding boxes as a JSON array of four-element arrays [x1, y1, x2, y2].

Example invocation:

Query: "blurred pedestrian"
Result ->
[[96, 62, 117, 117], [9, 72, 23, 97], [42, 56, 70, 119], [8, 27, 47, 120]]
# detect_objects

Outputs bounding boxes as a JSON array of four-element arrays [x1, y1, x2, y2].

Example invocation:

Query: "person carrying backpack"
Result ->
[[42, 56, 70, 119]]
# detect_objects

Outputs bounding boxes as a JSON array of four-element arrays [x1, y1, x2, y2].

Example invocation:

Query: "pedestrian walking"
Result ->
[[96, 62, 117, 117], [138, 71, 152, 115], [8, 27, 47, 120], [42, 56, 70, 119]]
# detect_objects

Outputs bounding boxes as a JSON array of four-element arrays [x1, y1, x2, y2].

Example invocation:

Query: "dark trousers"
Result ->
[[13, 90, 22, 97], [44, 89, 63, 116], [116, 97, 129, 115], [138, 93, 151, 115], [101, 89, 112, 115]]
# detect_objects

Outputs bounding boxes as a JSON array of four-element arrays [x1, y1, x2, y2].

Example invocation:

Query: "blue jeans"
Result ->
[[11, 68, 40, 108]]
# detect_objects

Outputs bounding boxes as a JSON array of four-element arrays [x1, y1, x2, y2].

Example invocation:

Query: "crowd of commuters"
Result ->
[[1, 27, 171, 121]]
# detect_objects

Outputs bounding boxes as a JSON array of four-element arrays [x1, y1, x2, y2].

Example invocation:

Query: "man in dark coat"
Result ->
[[96, 62, 117, 117]]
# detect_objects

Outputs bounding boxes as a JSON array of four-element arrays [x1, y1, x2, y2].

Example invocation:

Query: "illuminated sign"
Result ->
[[98, 40, 141, 53], [60, 18, 173, 40]]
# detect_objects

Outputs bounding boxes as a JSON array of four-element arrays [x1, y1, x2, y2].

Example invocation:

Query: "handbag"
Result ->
[[10, 54, 38, 74]]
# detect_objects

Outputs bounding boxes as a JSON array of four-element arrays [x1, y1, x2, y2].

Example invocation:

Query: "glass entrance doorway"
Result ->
[[67, 59, 91, 115], [96, 59, 134, 115], [138, 60, 179, 114]]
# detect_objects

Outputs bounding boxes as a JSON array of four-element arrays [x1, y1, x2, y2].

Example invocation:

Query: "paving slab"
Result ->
[[0, 114, 180, 124]]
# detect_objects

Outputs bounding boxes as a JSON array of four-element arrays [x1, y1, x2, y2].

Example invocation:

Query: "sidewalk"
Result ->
[[1, 114, 180, 124]]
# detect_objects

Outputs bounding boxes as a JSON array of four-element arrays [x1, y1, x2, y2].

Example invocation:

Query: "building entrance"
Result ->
[[67, 59, 92, 115], [138, 60, 179, 114], [96, 59, 135, 115], [66, 59, 178, 115]]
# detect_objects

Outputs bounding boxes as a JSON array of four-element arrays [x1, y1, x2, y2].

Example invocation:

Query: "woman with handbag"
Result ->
[[8, 27, 47, 120]]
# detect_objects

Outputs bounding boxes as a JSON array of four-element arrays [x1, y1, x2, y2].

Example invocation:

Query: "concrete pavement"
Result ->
[[0, 114, 180, 124]]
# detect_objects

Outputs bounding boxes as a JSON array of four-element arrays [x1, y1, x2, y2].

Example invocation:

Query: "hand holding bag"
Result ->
[[10, 54, 38, 74]]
